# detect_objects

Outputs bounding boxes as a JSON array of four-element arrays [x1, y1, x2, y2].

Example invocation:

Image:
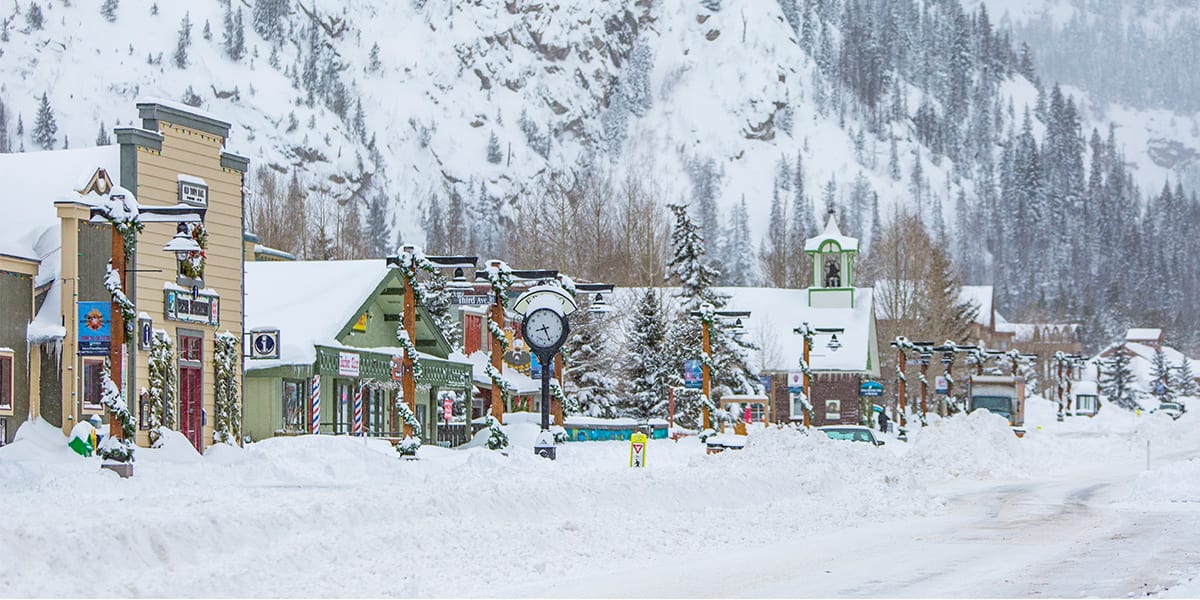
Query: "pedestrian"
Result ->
[[878, 409, 889, 433]]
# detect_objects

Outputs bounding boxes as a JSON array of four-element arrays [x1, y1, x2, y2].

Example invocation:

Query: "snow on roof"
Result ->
[[244, 260, 392, 369], [0, 145, 120, 261], [136, 96, 231, 130], [615, 286, 877, 374], [26, 280, 65, 344], [1086, 341, 1199, 394], [992, 322, 1078, 343], [464, 351, 542, 395], [1126, 328, 1163, 342], [803, 215, 860, 253]]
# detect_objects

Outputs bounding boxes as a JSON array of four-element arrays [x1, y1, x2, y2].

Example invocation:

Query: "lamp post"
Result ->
[[891, 337, 909, 437], [692, 304, 750, 432], [917, 346, 931, 426], [793, 323, 844, 428]]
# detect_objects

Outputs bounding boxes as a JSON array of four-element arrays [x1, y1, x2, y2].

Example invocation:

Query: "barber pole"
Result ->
[[353, 385, 364, 436], [310, 375, 321, 434]]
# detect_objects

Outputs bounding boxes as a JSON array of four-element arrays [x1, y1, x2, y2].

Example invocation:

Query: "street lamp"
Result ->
[[692, 304, 751, 433], [793, 324, 844, 428], [163, 222, 202, 261]]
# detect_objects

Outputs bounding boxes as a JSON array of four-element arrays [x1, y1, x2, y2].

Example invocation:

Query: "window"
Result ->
[[282, 380, 306, 433], [333, 380, 354, 435], [0, 353, 12, 412], [179, 180, 208, 206], [82, 357, 106, 411], [825, 399, 841, 421], [790, 392, 805, 420]]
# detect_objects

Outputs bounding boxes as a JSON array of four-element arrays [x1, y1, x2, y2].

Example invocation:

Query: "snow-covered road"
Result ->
[[516, 440, 1200, 598], [3, 401, 1199, 598]]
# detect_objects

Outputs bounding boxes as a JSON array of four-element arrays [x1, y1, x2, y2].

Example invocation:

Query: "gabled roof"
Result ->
[[244, 260, 394, 369], [804, 215, 860, 253], [0, 145, 120, 262], [1126, 328, 1163, 343]]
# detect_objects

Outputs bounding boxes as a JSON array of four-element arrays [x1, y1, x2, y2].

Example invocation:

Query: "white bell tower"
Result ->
[[804, 212, 859, 309]]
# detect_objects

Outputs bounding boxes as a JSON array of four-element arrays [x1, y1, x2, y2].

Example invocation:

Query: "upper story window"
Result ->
[[0, 351, 12, 413], [178, 175, 208, 206]]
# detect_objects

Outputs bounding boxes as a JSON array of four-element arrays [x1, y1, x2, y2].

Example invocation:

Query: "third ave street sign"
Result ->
[[448, 290, 496, 305]]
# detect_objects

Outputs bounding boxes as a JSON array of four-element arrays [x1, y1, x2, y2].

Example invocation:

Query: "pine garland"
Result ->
[[481, 262, 514, 351], [213, 332, 240, 445], [95, 195, 144, 260], [104, 261, 137, 336], [485, 412, 509, 450], [485, 362, 514, 406], [97, 358, 136, 462], [180, 223, 208, 280], [394, 399, 422, 457], [147, 331, 176, 446], [395, 319, 423, 381]]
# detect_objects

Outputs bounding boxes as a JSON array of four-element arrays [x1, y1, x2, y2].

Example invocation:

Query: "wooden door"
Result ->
[[178, 332, 204, 452]]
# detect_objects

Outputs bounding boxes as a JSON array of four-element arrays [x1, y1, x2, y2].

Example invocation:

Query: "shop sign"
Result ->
[[859, 381, 884, 397], [787, 370, 804, 393], [338, 352, 360, 377], [77, 302, 111, 356], [684, 360, 703, 389], [164, 289, 220, 327]]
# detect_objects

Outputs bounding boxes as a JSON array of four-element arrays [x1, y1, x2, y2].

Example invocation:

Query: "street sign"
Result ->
[[448, 289, 496, 306], [684, 360, 703, 389], [249, 330, 280, 359], [787, 370, 804, 393], [935, 376, 948, 394], [859, 381, 884, 397], [629, 432, 647, 467]]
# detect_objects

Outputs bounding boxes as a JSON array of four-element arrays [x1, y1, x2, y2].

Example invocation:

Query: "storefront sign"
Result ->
[[859, 381, 884, 397], [338, 352, 360, 377], [391, 356, 404, 381], [443, 395, 453, 421], [935, 376, 948, 394], [77, 302, 111, 356], [248, 330, 280, 359], [531, 352, 555, 379], [684, 360, 703, 389], [164, 289, 220, 327], [787, 370, 804, 393], [352, 313, 368, 332]]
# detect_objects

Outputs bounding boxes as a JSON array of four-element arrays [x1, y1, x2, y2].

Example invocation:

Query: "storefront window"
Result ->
[[282, 379, 305, 433], [0, 353, 12, 412], [82, 357, 105, 411]]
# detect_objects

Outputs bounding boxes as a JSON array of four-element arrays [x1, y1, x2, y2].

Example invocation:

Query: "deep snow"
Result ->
[[2, 394, 1198, 597]]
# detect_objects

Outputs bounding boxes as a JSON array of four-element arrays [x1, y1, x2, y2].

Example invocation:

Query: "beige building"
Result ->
[[2, 100, 249, 451]]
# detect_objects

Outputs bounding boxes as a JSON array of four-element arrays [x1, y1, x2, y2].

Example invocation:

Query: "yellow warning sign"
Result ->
[[629, 432, 648, 468]]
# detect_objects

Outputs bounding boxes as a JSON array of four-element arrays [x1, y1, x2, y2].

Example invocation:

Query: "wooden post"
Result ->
[[802, 334, 812, 429], [402, 255, 417, 439], [920, 356, 928, 424], [701, 319, 712, 430], [944, 356, 953, 418], [490, 283, 505, 425], [108, 228, 124, 440]]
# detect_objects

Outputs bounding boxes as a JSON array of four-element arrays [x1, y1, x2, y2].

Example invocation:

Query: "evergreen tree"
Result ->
[[787, 151, 816, 287], [1174, 356, 1199, 399], [25, 2, 43, 31], [32, 93, 57, 150], [173, 13, 192, 68], [364, 193, 390, 258], [368, 43, 382, 73], [564, 311, 620, 418], [0, 99, 9, 153], [100, 0, 118, 22], [620, 289, 674, 419], [1150, 347, 1174, 401], [422, 194, 447, 254], [1101, 345, 1139, 411], [665, 203, 722, 313], [252, 0, 287, 41], [202, 20, 211, 41], [724, 198, 754, 286], [486, 131, 502, 164]]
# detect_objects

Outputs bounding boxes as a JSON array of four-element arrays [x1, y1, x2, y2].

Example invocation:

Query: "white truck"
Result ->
[[1070, 380, 1100, 417], [967, 375, 1027, 436]]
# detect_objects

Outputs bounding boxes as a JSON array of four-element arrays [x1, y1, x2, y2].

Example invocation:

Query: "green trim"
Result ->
[[243, 231, 260, 243], [220, 152, 250, 172], [138, 102, 232, 139], [334, 270, 455, 358], [313, 345, 471, 389]]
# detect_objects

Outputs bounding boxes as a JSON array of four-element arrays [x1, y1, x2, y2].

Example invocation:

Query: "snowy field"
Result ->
[[3, 397, 1199, 598]]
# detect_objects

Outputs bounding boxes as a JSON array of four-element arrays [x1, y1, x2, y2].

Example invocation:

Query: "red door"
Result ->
[[179, 332, 204, 452]]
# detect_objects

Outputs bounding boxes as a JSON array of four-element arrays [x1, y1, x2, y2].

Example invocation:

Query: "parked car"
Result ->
[[818, 425, 885, 446], [1155, 401, 1186, 420]]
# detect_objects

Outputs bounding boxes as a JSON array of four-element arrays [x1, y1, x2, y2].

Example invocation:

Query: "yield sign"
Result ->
[[632, 443, 644, 453], [630, 432, 648, 468]]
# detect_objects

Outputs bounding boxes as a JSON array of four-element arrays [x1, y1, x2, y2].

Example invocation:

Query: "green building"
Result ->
[[243, 260, 473, 444]]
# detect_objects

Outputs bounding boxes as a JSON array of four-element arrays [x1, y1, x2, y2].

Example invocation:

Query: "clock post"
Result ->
[[515, 285, 578, 460]]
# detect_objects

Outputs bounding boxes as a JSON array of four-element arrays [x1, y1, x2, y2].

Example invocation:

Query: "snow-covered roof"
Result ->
[[244, 260, 393, 369], [803, 215, 860, 253], [1126, 328, 1163, 342], [26, 280, 65, 344], [1086, 341, 1200, 394], [993, 321, 1078, 343], [615, 286, 877, 374], [0, 145, 120, 261], [464, 351, 542, 395]]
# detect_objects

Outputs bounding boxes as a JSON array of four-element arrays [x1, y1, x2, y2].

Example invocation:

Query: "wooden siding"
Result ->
[[129, 119, 246, 448], [0, 272, 32, 443]]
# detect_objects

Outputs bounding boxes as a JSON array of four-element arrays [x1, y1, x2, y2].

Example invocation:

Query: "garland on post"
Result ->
[[147, 331, 176, 446], [213, 331, 241, 445], [395, 319, 423, 381], [394, 399, 422, 457], [481, 261, 514, 351], [180, 223, 208, 280], [95, 192, 144, 260], [104, 261, 137, 336], [97, 358, 136, 462], [485, 362, 514, 407]]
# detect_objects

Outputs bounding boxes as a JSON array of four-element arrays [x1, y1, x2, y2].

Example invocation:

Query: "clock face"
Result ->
[[523, 308, 566, 351]]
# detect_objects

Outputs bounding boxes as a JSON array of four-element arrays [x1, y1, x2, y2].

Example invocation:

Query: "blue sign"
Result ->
[[759, 375, 772, 394], [683, 360, 703, 389], [77, 302, 112, 356], [859, 381, 884, 397], [531, 353, 555, 379]]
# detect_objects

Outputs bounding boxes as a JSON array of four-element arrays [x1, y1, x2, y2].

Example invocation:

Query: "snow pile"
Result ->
[[1132, 457, 1200, 504], [905, 410, 1026, 481]]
